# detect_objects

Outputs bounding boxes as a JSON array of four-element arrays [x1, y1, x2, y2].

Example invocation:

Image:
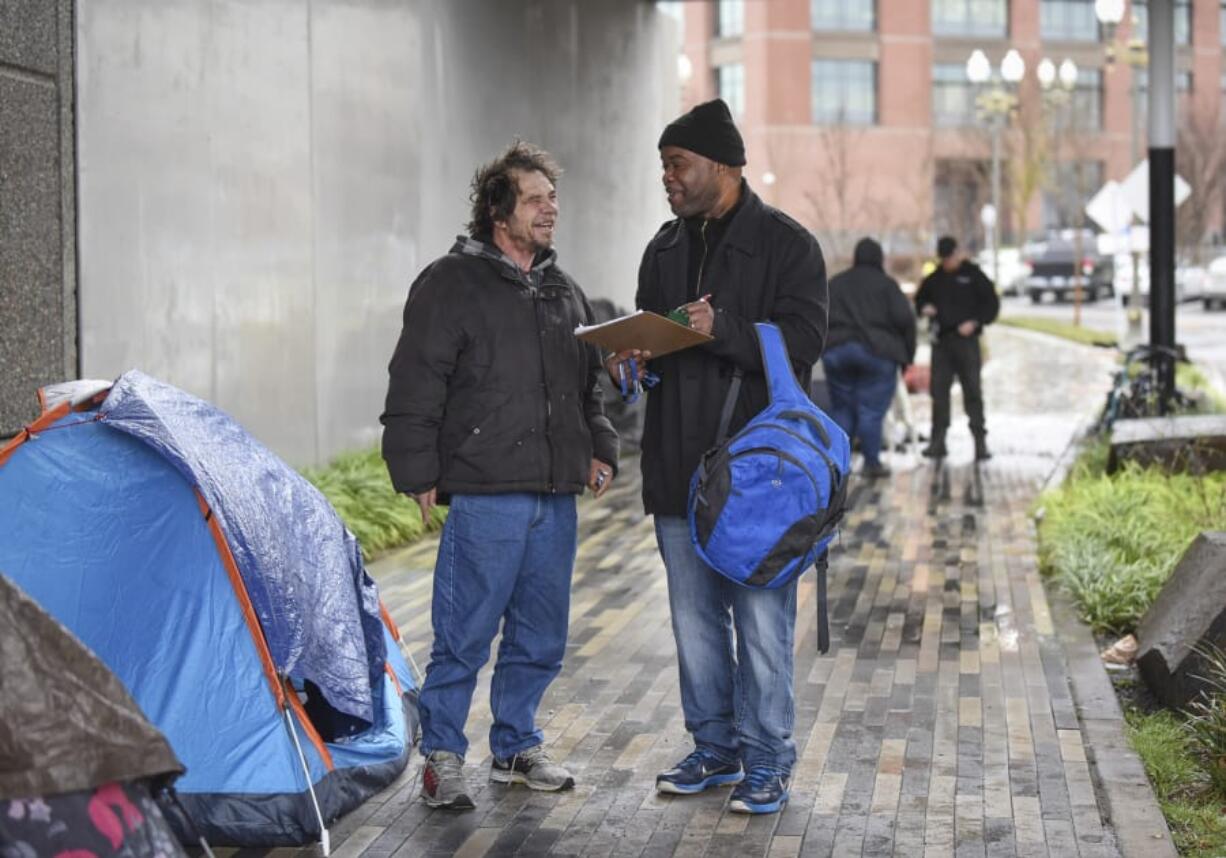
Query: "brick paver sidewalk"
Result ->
[[266, 328, 1173, 858]]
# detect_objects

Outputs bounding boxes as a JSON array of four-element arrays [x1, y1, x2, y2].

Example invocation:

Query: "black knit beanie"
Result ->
[[936, 235, 958, 259], [658, 98, 746, 166]]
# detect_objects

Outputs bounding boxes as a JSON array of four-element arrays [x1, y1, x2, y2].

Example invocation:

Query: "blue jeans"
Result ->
[[418, 493, 577, 760], [654, 516, 798, 772], [822, 340, 899, 466]]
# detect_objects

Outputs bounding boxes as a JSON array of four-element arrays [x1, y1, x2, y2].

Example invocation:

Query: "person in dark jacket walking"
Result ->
[[914, 235, 999, 460], [606, 99, 827, 815], [822, 237, 917, 477], [381, 142, 618, 810]]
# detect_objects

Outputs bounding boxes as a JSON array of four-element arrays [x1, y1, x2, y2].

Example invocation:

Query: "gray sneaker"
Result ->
[[420, 750, 475, 810], [490, 745, 575, 791]]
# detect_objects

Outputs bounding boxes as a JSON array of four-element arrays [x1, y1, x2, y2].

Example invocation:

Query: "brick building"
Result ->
[[679, 0, 1226, 273]]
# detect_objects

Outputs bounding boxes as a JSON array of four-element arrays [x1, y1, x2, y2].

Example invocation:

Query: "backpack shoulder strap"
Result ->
[[755, 322, 810, 405], [714, 367, 743, 445]]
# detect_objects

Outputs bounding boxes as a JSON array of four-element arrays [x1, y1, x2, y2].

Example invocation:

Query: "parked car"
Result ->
[[975, 247, 1030, 296], [1204, 255, 1226, 310], [1022, 234, 1114, 304], [1116, 258, 1207, 306]]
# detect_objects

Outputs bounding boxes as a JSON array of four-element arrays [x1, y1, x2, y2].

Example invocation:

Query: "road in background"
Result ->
[[1000, 294, 1226, 393]]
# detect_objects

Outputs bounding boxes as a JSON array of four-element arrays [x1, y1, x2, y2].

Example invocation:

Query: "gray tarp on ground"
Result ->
[[0, 574, 184, 800]]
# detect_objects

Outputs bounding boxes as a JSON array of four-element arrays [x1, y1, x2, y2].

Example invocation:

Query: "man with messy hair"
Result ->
[[381, 141, 618, 810]]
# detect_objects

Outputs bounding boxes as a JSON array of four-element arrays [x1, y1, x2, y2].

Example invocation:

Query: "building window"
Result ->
[[717, 64, 745, 117], [811, 59, 877, 124], [933, 64, 979, 127], [1041, 0, 1099, 41], [811, 0, 875, 31], [1070, 68, 1104, 129], [1221, 1, 1226, 45], [1043, 161, 1104, 229], [932, 0, 1008, 37], [1132, 1, 1191, 46], [715, 0, 744, 38]]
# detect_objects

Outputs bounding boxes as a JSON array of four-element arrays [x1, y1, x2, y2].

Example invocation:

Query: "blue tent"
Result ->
[[0, 372, 418, 849]]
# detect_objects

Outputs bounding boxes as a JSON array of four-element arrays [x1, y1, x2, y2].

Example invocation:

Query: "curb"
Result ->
[[1040, 431, 1179, 858], [1050, 590, 1179, 858]]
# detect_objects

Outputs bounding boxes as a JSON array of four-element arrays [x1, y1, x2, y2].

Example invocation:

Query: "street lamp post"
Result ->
[[1038, 57, 1083, 325], [1096, 0, 1149, 336], [967, 49, 1025, 292]]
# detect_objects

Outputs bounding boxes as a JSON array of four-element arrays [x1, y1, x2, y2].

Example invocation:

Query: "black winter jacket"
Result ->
[[636, 184, 828, 516], [914, 260, 999, 339], [827, 238, 917, 367], [381, 236, 618, 498]]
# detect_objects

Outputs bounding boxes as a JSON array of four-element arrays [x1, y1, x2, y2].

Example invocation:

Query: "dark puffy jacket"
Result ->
[[636, 185, 828, 516], [381, 236, 618, 497], [915, 259, 1000, 338], [827, 238, 917, 366]]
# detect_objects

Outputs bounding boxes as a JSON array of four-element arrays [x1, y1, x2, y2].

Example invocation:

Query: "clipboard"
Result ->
[[574, 310, 712, 358]]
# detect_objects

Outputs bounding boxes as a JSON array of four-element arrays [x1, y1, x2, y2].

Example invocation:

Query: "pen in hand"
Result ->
[[677, 294, 715, 335]]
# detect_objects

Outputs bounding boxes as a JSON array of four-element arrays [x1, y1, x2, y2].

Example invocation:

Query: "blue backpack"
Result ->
[[688, 323, 851, 646]]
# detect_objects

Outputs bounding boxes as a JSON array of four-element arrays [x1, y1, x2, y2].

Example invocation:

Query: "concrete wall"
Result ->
[[0, 0, 77, 436], [75, 0, 677, 467]]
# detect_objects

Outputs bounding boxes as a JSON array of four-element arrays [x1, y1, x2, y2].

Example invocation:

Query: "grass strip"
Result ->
[[997, 315, 1118, 348], [1126, 708, 1226, 858]]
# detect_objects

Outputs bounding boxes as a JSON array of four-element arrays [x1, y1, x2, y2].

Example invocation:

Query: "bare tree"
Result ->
[[1006, 80, 1048, 243], [804, 118, 868, 269], [1175, 108, 1226, 264]]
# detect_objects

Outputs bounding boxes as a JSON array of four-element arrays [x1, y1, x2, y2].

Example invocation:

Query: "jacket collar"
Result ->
[[657, 180, 761, 256], [450, 235, 560, 284]]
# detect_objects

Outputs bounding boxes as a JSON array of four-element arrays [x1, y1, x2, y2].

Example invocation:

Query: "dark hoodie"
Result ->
[[826, 238, 917, 367]]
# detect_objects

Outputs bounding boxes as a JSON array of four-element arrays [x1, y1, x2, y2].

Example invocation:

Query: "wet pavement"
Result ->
[[241, 327, 1178, 857]]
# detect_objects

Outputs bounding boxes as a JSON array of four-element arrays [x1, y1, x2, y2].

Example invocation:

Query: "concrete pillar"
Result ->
[[0, 0, 77, 437]]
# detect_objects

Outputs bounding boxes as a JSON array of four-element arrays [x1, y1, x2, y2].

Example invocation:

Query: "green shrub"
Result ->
[[1038, 460, 1226, 634], [1177, 362, 1226, 414], [303, 447, 445, 560], [1185, 644, 1226, 795]]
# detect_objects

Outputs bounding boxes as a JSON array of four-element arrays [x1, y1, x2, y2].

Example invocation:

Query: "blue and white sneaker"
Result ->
[[656, 748, 743, 795], [728, 766, 791, 814]]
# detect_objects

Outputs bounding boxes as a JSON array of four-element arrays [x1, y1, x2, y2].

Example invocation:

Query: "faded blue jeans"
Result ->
[[822, 340, 899, 467], [418, 493, 577, 760], [654, 516, 798, 772]]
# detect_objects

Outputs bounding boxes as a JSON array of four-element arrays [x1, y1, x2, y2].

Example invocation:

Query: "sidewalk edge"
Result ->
[[1050, 591, 1178, 858]]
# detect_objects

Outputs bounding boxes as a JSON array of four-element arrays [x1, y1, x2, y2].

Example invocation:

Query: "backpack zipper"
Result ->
[[730, 422, 842, 491], [694, 220, 710, 301]]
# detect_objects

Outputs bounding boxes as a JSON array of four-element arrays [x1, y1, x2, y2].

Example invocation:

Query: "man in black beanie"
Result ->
[[606, 99, 828, 815], [915, 234, 999, 459]]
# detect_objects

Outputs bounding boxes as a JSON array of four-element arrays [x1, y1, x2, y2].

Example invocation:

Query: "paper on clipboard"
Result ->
[[574, 310, 713, 358]]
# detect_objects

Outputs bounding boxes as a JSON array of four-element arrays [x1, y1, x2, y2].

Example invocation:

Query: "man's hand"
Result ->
[[921, 304, 937, 318], [957, 320, 977, 337], [682, 299, 715, 335], [588, 459, 614, 498], [413, 488, 437, 525], [604, 349, 652, 387]]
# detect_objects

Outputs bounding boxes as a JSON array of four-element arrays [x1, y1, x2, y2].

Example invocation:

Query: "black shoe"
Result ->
[[656, 748, 743, 795], [921, 442, 947, 459], [728, 766, 791, 814], [974, 438, 992, 461], [862, 462, 891, 479]]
